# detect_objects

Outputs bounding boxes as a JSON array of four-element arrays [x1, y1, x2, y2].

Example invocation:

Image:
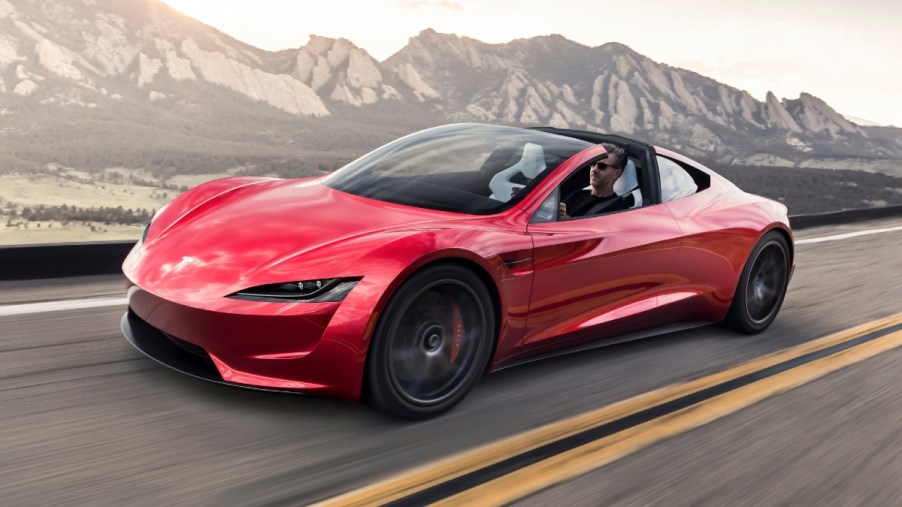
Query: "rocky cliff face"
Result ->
[[277, 36, 404, 107], [0, 0, 328, 115], [385, 30, 887, 159], [1, 0, 899, 166], [784, 93, 865, 137]]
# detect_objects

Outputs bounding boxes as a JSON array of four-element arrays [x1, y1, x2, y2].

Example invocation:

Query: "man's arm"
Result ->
[[559, 190, 584, 219]]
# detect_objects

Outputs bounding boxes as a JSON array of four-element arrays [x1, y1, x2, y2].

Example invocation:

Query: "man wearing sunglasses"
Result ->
[[559, 143, 632, 219]]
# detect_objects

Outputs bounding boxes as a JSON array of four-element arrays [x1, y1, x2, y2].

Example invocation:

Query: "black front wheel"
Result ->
[[725, 231, 790, 334], [366, 264, 495, 419]]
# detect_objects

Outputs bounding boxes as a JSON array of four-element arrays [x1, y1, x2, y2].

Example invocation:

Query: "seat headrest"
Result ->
[[613, 159, 638, 197], [519, 143, 546, 178], [488, 143, 546, 201]]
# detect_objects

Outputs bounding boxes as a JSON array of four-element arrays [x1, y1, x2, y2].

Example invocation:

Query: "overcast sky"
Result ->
[[161, 0, 902, 126]]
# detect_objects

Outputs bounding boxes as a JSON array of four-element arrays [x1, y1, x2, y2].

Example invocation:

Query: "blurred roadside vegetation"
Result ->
[[709, 164, 902, 215]]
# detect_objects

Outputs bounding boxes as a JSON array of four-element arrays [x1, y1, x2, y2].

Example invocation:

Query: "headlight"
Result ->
[[228, 277, 361, 302]]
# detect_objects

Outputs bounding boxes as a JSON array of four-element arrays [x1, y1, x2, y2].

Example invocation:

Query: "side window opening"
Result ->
[[657, 156, 709, 202], [531, 189, 559, 223], [682, 161, 710, 192]]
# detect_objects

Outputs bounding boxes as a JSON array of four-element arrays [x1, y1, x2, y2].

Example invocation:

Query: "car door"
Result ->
[[515, 177, 683, 361]]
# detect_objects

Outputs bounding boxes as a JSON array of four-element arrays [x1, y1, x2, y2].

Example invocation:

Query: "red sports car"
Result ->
[[122, 123, 793, 418]]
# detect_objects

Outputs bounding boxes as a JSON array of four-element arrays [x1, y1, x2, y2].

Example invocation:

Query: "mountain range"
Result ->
[[2, 0, 901, 177]]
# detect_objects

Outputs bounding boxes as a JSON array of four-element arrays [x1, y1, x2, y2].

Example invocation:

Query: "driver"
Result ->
[[558, 143, 631, 219]]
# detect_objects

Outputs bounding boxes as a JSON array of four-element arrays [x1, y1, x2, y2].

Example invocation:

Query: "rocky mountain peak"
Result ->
[[597, 41, 639, 56], [302, 35, 350, 54], [764, 91, 803, 132], [507, 33, 582, 50], [288, 35, 399, 106], [398, 28, 500, 69], [783, 92, 864, 137]]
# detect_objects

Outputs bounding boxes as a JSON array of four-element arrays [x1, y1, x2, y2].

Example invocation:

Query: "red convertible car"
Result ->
[[122, 123, 793, 418]]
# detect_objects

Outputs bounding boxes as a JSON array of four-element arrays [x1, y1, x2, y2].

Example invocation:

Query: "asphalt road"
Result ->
[[1, 217, 901, 506]]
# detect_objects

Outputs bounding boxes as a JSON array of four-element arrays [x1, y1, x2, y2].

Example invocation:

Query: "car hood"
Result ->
[[126, 178, 467, 299]]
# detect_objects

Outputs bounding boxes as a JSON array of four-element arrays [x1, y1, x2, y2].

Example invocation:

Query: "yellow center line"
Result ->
[[436, 329, 902, 506], [316, 313, 902, 507]]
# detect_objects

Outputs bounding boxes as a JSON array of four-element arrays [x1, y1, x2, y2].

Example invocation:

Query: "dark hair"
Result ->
[[600, 143, 628, 170]]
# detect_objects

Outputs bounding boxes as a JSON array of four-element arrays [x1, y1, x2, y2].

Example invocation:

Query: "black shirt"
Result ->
[[563, 190, 632, 218]]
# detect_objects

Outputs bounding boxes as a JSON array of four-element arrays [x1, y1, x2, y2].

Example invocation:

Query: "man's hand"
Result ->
[[558, 202, 569, 219]]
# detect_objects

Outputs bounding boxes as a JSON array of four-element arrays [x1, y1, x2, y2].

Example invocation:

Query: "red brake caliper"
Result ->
[[449, 304, 463, 363]]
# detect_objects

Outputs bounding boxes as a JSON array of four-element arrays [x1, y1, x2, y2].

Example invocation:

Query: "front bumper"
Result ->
[[123, 284, 369, 400], [122, 310, 227, 386]]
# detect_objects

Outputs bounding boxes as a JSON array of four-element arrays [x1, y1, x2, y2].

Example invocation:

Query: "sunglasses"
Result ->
[[592, 160, 618, 171]]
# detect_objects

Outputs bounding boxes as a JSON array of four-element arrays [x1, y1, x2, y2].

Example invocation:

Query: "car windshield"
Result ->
[[323, 124, 592, 214]]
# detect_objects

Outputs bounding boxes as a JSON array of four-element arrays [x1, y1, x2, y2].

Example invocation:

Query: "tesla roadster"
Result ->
[[122, 123, 793, 418]]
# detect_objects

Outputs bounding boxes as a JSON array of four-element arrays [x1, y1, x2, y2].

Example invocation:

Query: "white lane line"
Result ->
[[0, 297, 128, 317], [796, 224, 902, 245]]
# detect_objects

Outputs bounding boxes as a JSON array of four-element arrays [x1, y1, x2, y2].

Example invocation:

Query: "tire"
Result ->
[[725, 231, 790, 334], [365, 264, 495, 419]]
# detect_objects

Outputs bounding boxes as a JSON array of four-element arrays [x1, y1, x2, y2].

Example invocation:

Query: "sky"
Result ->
[[161, 0, 902, 126]]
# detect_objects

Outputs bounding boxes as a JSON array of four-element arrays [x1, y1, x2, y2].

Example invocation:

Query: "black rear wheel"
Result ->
[[366, 264, 494, 419], [725, 231, 790, 334]]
